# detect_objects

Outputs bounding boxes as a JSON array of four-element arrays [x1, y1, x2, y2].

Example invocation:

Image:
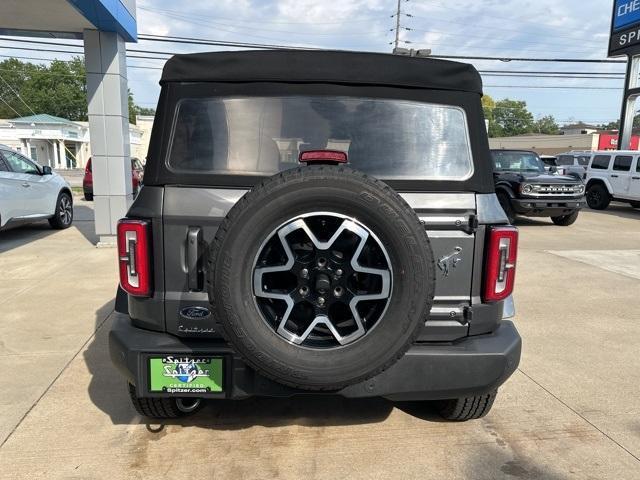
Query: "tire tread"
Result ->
[[207, 166, 435, 391], [436, 391, 497, 421], [128, 383, 182, 419]]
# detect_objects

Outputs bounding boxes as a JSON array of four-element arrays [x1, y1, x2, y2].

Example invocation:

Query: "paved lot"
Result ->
[[0, 200, 639, 479]]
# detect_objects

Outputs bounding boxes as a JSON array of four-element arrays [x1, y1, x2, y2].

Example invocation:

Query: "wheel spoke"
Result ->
[[253, 213, 392, 348]]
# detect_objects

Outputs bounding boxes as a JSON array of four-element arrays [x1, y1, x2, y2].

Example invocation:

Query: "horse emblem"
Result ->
[[437, 247, 463, 277]]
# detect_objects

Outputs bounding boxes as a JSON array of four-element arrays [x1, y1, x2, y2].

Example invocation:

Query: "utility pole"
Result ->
[[393, 0, 402, 51]]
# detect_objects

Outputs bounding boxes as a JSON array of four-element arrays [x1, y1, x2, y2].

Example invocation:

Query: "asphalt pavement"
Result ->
[[0, 199, 638, 479]]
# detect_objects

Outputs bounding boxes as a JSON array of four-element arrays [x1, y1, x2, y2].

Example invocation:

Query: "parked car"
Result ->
[[0, 144, 73, 230], [83, 156, 143, 201], [110, 50, 522, 422], [585, 151, 640, 210], [555, 151, 592, 179], [539, 155, 557, 172], [491, 149, 586, 226]]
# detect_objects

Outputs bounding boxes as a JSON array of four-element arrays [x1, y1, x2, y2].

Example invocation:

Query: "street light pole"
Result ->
[[618, 54, 640, 150], [393, 0, 402, 51]]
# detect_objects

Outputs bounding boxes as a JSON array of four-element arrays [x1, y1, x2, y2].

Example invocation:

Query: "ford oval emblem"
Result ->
[[179, 306, 211, 320]]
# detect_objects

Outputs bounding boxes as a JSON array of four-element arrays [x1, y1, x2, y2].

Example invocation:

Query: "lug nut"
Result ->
[[299, 286, 309, 296], [333, 287, 343, 298], [317, 258, 327, 268], [301, 268, 309, 278], [336, 269, 343, 276], [318, 297, 325, 306]]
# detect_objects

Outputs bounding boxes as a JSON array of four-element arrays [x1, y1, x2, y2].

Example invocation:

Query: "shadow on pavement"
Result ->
[[0, 200, 97, 253], [0, 223, 55, 253], [586, 203, 640, 221], [73, 204, 98, 245], [512, 217, 553, 227], [85, 300, 458, 430]]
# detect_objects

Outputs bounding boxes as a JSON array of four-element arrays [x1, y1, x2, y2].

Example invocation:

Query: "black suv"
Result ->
[[109, 50, 521, 422], [491, 149, 586, 226]]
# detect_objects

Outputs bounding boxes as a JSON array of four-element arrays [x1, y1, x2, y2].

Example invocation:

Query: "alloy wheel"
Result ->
[[253, 212, 392, 349], [59, 196, 73, 225]]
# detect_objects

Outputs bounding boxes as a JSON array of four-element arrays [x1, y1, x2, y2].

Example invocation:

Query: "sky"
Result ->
[[4, 0, 629, 126]]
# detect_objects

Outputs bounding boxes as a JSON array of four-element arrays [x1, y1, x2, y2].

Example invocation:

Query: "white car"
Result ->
[[0, 144, 73, 230], [585, 150, 640, 210], [555, 151, 592, 179]]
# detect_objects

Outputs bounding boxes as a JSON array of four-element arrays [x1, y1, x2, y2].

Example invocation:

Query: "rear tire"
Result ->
[[497, 192, 516, 224], [551, 210, 579, 226], [48, 191, 73, 229], [208, 166, 436, 391], [586, 183, 611, 210], [127, 383, 201, 419], [435, 391, 497, 421]]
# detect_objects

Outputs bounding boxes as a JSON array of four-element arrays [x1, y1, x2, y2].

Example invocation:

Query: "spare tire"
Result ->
[[208, 166, 435, 390]]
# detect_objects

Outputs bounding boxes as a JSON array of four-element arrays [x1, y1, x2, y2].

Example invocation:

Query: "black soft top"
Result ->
[[160, 50, 483, 94]]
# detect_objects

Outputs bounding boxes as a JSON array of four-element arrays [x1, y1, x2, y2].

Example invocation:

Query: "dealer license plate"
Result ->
[[148, 356, 223, 394]]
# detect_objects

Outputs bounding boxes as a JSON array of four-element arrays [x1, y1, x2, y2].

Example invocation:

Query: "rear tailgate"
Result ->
[[161, 187, 479, 342]]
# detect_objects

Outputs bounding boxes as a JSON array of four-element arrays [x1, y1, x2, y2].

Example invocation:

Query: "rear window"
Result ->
[[167, 96, 474, 180], [591, 155, 611, 170], [613, 155, 633, 171], [556, 155, 574, 166]]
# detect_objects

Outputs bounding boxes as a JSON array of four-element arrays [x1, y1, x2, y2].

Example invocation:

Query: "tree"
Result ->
[[136, 106, 156, 116], [490, 99, 535, 137], [0, 57, 147, 122], [534, 115, 560, 135], [481, 94, 495, 134], [598, 116, 640, 131]]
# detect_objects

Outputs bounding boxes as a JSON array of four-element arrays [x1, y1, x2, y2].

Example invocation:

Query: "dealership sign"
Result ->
[[610, 0, 640, 56]]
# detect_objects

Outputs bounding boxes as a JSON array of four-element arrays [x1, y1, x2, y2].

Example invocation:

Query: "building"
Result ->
[[132, 115, 154, 162], [0, 114, 144, 169], [559, 122, 601, 136], [489, 131, 640, 156]]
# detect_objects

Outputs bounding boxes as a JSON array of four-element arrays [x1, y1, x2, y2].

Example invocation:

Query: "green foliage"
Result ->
[[534, 115, 560, 135], [489, 99, 535, 137], [598, 116, 640, 130], [483, 97, 562, 137], [0, 57, 148, 122]]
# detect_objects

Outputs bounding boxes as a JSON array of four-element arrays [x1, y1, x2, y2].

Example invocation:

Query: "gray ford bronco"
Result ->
[[110, 50, 521, 421]]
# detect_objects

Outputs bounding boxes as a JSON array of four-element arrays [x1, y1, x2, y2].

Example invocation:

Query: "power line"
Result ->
[[406, 13, 605, 47], [138, 5, 388, 26], [431, 54, 626, 64], [0, 35, 627, 65], [403, 26, 599, 54], [0, 94, 23, 117], [0, 56, 629, 83], [485, 85, 622, 90]]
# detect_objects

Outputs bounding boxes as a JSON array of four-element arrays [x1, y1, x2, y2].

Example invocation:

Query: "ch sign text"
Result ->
[[610, 0, 640, 56]]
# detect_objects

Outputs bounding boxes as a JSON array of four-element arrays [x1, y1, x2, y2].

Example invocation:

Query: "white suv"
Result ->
[[0, 144, 74, 230], [555, 151, 592, 179], [585, 150, 640, 210]]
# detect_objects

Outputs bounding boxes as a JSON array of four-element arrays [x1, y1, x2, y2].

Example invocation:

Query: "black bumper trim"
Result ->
[[109, 313, 521, 401], [511, 198, 585, 216]]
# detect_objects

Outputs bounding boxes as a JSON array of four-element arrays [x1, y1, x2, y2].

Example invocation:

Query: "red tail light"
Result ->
[[117, 219, 152, 297], [483, 226, 518, 303], [85, 158, 92, 173], [299, 150, 348, 165]]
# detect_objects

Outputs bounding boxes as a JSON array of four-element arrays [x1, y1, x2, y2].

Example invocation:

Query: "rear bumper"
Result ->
[[511, 197, 585, 217], [109, 312, 521, 401]]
